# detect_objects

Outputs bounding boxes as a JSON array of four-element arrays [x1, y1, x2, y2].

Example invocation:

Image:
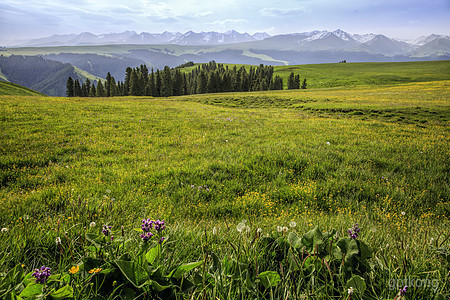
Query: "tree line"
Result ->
[[66, 61, 306, 97]]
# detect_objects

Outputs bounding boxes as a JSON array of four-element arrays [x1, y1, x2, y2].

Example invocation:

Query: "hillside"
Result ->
[[0, 55, 99, 96], [0, 81, 45, 96], [178, 60, 450, 89], [0, 79, 448, 298], [273, 60, 450, 88]]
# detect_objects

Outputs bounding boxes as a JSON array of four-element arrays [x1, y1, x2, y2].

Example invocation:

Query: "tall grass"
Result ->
[[0, 79, 448, 298]]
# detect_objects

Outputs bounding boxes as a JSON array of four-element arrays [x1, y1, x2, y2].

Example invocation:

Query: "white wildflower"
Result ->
[[212, 227, 217, 235], [348, 287, 354, 295], [90, 222, 96, 228], [55, 237, 61, 245], [237, 222, 246, 232], [401, 211, 406, 216], [257, 228, 262, 233], [326, 142, 330, 145], [283, 226, 289, 232], [277, 226, 283, 233], [289, 221, 297, 228], [1, 228, 8, 233]]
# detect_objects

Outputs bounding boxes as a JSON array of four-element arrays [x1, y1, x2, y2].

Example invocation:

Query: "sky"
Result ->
[[1, 0, 449, 44]]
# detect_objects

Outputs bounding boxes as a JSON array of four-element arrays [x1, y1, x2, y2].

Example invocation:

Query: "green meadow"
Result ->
[[0, 62, 448, 299]]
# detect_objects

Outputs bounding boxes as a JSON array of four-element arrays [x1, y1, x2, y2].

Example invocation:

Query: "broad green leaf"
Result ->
[[167, 261, 202, 279], [49, 285, 74, 299], [358, 240, 373, 261], [115, 259, 149, 288], [301, 226, 323, 251], [19, 282, 43, 298], [85, 233, 102, 248], [347, 239, 360, 257], [287, 232, 301, 248], [210, 252, 221, 274], [346, 275, 366, 295], [145, 246, 159, 265], [258, 271, 281, 289], [149, 279, 171, 291]]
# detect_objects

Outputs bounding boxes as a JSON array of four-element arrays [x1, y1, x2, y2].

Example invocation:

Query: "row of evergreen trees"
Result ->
[[66, 61, 306, 97]]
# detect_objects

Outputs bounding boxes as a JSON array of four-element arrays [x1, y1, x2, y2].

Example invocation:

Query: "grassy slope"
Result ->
[[274, 60, 450, 88], [0, 61, 448, 298], [0, 81, 45, 96]]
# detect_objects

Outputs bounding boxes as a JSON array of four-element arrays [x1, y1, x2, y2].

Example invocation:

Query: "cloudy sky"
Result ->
[[1, 0, 449, 44]]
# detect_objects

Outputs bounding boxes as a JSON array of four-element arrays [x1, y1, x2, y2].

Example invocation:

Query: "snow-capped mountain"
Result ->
[[12, 29, 449, 58], [20, 30, 270, 47]]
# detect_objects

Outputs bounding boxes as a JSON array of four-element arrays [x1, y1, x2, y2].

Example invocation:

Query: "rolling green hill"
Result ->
[[273, 60, 450, 88], [0, 81, 45, 96], [179, 60, 450, 89]]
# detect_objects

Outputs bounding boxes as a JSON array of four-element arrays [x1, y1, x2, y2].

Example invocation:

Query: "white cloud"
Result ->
[[260, 7, 309, 17]]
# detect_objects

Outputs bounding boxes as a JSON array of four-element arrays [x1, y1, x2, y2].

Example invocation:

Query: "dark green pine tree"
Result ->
[[240, 68, 250, 92], [129, 70, 141, 96], [182, 73, 188, 95], [301, 78, 307, 89], [74, 79, 82, 96], [66, 77, 74, 97], [89, 84, 96, 97], [96, 80, 105, 97], [124, 67, 133, 96], [161, 66, 173, 97], [155, 71, 162, 97], [270, 75, 283, 90], [172, 69, 183, 96], [105, 72, 112, 97], [207, 70, 221, 93], [197, 70, 208, 94], [149, 70, 156, 96], [287, 72, 295, 89], [294, 74, 300, 89]]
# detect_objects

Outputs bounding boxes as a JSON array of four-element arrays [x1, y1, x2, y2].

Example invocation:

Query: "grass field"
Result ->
[[0, 81, 45, 96], [0, 62, 449, 299]]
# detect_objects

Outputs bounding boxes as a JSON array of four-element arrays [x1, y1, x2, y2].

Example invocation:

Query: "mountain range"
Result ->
[[12, 30, 270, 47], [10, 29, 449, 57], [1, 29, 449, 96]]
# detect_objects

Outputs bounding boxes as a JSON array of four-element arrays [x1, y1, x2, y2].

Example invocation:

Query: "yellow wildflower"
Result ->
[[69, 265, 79, 274], [88, 268, 102, 274]]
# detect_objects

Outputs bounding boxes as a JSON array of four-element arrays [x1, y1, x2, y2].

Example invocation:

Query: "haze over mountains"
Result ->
[[1, 29, 449, 97], [10, 29, 450, 55]]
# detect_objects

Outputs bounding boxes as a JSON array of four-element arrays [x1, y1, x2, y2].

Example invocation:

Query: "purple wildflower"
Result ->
[[348, 223, 360, 239], [159, 237, 165, 244], [140, 232, 154, 242], [102, 225, 112, 236], [32, 266, 51, 284], [141, 219, 153, 232], [154, 220, 165, 232], [400, 286, 408, 296]]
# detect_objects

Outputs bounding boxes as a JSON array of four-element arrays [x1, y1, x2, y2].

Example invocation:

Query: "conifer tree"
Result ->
[[66, 77, 74, 97], [197, 70, 208, 94], [294, 74, 300, 89], [105, 72, 112, 97], [172, 69, 183, 96], [149, 70, 156, 96], [301, 78, 307, 89], [89, 84, 96, 97], [155, 71, 162, 97], [161, 66, 173, 97], [96, 80, 105, 97], [287, 72, 295, 89], [124, 67, 132, 96], [74, 79, 82, 96], [129, 70, 140, 96]]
